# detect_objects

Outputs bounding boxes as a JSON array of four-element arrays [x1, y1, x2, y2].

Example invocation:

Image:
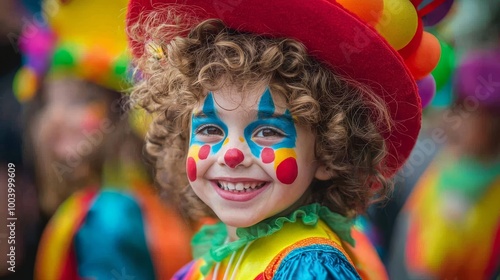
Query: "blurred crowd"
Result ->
[[0, 0, 499, 279]]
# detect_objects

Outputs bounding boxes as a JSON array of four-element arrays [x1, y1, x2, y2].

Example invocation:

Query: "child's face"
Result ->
[[36, 79, 108, 161], [187, 84, 323, 228]]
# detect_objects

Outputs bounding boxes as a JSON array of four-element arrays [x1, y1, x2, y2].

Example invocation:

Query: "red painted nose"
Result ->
[[224, 148, 244, 168]]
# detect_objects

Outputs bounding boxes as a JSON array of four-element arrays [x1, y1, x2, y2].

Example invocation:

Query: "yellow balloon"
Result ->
[[375, 0, 419, 50]]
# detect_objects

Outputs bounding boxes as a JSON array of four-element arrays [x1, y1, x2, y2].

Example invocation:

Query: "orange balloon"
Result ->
[[404, 31, 441, 80], [337, 0, 384, 26]]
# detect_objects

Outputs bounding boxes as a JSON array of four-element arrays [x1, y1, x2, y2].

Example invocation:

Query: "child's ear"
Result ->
[[315, 165, 336, 181]]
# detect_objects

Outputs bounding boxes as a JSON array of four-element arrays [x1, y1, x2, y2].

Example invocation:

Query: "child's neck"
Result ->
[[225, 189, 312, 242], [227, 226, 238, 242]]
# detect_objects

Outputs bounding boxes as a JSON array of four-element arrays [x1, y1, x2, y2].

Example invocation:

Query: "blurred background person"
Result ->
[[388, 1, 500, 278], [12, 0, 193, 279], [362, 0, 458, 265], [391, 47, 500, 280]]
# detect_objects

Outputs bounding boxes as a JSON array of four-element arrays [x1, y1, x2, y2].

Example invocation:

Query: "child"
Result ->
[[14, 0, 193, 279], [397, 47, 500, 280], [126, 0, 427, 278]]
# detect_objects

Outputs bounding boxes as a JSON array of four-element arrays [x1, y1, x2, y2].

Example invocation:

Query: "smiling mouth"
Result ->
[[216, 181, 267, 193]]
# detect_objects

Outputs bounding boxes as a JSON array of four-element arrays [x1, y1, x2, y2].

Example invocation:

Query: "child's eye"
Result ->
[[254, 127, 285, 138], [195, 125, 224, 137]]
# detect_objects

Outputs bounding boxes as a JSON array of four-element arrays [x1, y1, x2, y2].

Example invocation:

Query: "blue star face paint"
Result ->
[[243, 87, 299, 184], [187, 92, 228, 181]]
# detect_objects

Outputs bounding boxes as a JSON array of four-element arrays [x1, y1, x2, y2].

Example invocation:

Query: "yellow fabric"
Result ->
[[35, 188, 96, 279], [345, 228, 389, 280], [406, 161, 500, 278], [202, 220, 343, 280]]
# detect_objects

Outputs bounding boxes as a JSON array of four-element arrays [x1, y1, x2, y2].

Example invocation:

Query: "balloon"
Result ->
[[431, 39, 455, 91], [337, 0, 384, 26], [375, 0, 419, 50], [398, 18, 423, 59], [422, 0, 454, 27], [417, 74, 436, 108], [405, 31, 441, 79], [410, 0, 424, 6]]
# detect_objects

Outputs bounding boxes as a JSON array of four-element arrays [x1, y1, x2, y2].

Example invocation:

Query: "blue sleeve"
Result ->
[[74, 189, 156, 280], [273, 244, 361, 280]]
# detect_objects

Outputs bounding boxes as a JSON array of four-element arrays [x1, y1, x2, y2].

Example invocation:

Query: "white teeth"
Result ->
[[218, 181, 265, 192]]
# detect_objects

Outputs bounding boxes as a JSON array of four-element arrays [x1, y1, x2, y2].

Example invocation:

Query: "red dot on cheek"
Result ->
[[186, 157, 197, 182], [81, 115, 101, 132], [261, 148, 275, 164], [276, 157, 298, 185], [198, 145, 210, 160]]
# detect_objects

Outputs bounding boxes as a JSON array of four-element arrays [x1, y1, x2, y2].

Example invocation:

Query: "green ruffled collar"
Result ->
[[191, 203, 355, 275]]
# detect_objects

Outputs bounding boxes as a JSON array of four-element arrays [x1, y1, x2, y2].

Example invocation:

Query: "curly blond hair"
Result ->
[[128, 8, 393, 222]]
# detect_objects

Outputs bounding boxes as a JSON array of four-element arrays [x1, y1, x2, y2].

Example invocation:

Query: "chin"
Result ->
[[216, 212, 262, 229], [53, 149, 78, 162]]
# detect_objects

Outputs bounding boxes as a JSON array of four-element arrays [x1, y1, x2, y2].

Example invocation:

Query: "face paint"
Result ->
[[81, 103, 106, 131], [187, 93, 228, 181], [198, 145, 211, 160], [261, 147, 275, 164], [244, 87, 299, 184], [224, 148, 244, 168], [275, 148, 298, 184], [190, 92, 228, 152], [186, 157, 197, 182]]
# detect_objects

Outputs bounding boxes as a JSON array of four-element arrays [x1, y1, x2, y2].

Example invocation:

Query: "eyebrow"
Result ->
[[257, 110, 294, 122], [193, 108, 217, 118], [193, 107, 294, 122], [257, 108, 275, 118]]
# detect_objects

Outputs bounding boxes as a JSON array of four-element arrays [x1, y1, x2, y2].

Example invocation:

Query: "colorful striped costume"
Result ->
[[173, 204, 387, 280], [35, 184, 192, 280], [404, 152, 500, 279]]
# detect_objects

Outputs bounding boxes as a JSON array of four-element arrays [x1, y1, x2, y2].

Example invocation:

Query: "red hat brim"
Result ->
[[126, 0, 421, 178]]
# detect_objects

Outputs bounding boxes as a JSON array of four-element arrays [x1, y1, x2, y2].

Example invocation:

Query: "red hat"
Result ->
[[126, 0, 422, 178]]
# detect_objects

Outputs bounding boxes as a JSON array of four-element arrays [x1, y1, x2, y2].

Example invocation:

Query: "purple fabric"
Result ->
[[171, 260, 196, 280]]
